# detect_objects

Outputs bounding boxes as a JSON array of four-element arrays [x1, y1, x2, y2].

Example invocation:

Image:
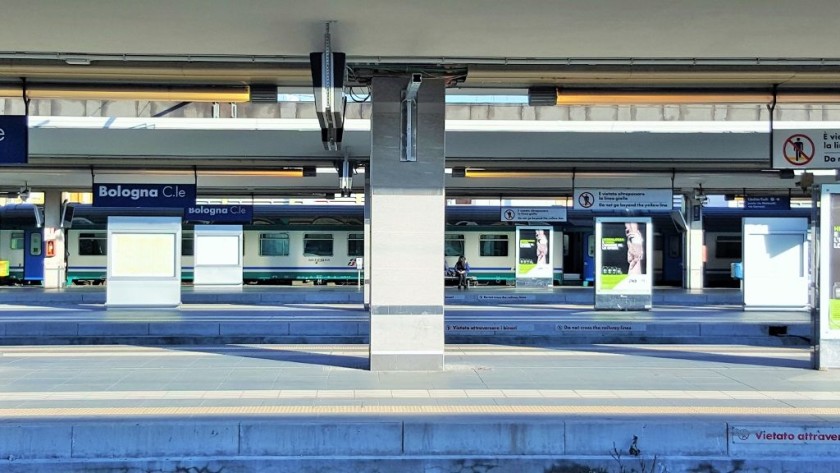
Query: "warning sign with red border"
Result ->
[[773, 129, 840, 169]]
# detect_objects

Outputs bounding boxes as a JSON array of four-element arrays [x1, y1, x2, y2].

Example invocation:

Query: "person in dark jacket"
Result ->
[[455, 255, 470, 290]]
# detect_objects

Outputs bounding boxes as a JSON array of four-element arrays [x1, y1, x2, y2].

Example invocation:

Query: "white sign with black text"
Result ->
[[773, 129, 840, 169], [573, 189, 672, 211], [501, 207, 567, 222]]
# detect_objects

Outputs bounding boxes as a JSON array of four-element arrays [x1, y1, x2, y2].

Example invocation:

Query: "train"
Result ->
[[0, 203, 811, 288]]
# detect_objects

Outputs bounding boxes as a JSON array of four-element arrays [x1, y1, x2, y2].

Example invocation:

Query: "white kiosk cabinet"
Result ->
[[192, 225, 243, 289], [106, 216, 182, 308], [742, 217, 809, 311]]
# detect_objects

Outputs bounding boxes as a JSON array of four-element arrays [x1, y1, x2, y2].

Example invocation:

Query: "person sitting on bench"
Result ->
[[455, 255, 470, 290]]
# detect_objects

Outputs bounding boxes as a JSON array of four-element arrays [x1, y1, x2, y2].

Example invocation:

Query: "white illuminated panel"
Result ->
[[110, 233, 176, 277], [195, 235, 240, 266]]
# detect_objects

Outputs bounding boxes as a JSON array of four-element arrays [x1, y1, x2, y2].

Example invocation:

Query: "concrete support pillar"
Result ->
[[42, 190, 66, 289], [368, 77, 445, 371], [684, 196, 705, 290], [363, 166, 371, 310]]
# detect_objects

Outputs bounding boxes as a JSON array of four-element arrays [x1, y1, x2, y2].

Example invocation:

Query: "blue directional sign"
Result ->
[[184, 205, 253, 224], [744, 196, 791, 211], [93, 183, 197, 207], [0, 116, 28, 165]]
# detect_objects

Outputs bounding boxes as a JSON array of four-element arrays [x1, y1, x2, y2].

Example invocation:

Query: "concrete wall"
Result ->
[[2, 419, 838, 472]]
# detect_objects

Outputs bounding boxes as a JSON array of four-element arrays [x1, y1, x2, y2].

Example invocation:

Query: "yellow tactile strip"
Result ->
[[1, 405, 839, 418], [2, 389, 838, 401]]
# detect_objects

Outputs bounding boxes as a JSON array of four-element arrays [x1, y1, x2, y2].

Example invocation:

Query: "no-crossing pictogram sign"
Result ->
[[578, 192, 595, 208], [782, 134, 815, 166]]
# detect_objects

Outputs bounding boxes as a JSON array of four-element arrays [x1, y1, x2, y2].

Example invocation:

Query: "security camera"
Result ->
[[17, 187, 30, 202]]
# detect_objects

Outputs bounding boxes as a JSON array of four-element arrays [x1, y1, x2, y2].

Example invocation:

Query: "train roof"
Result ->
[[0, 204, 42, 227], [0, 203, 815, 231]]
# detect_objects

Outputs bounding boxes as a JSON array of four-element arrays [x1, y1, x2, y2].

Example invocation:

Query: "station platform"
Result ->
[[0, 284, 744, 306], [0, 286, 811, 346], [0, 343, 837, 472], [0, 286, 832, 471]]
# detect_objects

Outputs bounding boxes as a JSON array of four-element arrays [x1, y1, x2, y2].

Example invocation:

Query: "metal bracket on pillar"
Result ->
[[310, 22, 346, 151], [401, 73, 422, 162], [768, 84, 778, 169], [21, 77, 31, 116], [338, 150, 353, 197]]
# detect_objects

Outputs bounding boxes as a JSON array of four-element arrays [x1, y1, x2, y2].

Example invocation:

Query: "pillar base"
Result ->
[[818, 340, 840, 369], [370, 353, 444, 371]]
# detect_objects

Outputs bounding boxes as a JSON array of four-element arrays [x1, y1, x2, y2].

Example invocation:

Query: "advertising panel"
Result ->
[[595, 217, 653, 309], [515, 226, 553, 282], [821, 187, 840, 337]]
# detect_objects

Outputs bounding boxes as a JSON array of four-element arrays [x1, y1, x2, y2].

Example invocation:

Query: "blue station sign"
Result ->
[[0, 116, 29, 165], [93, 183, 197, 207], [745, 196, 791, 211], [184, 205, 253, 224]]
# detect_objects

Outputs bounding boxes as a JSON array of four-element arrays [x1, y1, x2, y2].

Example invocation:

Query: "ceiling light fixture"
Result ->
[[529, 87, 840, 106]]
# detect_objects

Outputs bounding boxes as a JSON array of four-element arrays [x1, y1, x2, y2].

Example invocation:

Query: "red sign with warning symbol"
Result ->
[[782, 134, 815, 166]]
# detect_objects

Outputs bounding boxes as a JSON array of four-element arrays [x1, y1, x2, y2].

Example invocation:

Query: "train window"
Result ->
[[587, 234, 595, 258], [78, 232, 107, 256], [10, 232, 24, 250], [715, 235, 742, 259], [259, 233, 289, 256], [445, 234, 465, 257], [182, 235, 194, 257], [347, 233, 364, 257], [304, 233, 334, 257], [29, 232, 42, 256], [563, 234, 569, 257], [479, 234, 508, 256]]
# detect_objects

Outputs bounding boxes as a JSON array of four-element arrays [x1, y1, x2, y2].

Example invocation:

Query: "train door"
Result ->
[[661, 234, 683, 286], [582, 232, 595, 285], [23, 229, 44, 283]]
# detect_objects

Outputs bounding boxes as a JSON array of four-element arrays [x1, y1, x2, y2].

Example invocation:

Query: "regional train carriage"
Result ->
[[241, 226, 364, 283], [443, 226, 564, 284], [67, 226, 366, 285], [65, 226, 559, 286], [0, 205, 44, 284], [6, 202, 792, 288]]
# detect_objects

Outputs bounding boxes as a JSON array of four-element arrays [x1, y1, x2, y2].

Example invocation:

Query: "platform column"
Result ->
[[363, 165, 371, 310], [684, 195, 704, 290], [42, 190, 66, 289], [368, 76, 445, 371]]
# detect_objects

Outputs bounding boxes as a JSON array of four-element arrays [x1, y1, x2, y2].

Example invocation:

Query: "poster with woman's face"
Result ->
[[515, 227, 552, 279], [829, 194, 840, 330], [597, 221, 649, 294]]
